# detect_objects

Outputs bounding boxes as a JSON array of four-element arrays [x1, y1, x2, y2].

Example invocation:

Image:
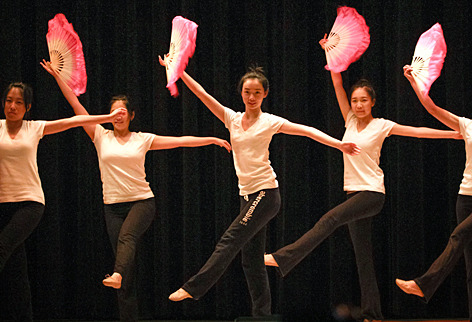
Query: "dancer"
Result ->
[[42, 60, 231, 322], [159, 56, 362, 317], [263, 37, 461, 322], [0, 82, 125, 321], [396, 65, 472, 320]]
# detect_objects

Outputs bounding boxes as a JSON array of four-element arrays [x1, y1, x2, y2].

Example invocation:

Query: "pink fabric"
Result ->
[[46, 13, 87, 96], [411, 23, 447, 95], [165, 16, 198, 97], [324, 6, 370, 72]]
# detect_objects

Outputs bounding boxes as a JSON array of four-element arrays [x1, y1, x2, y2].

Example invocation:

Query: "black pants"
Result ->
[[182, 188, 281, 317], [272, 191, 385, 321], [415, 194, 472, 320], [104, 197, 156, 322], [0, 201, 44, 322]]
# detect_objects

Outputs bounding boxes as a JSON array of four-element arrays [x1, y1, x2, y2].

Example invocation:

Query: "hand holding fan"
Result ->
[[46, 13, 87, 96], [323, 6, 370, 72], [410, 23, 447, 95], [163, 16, 198, 97]]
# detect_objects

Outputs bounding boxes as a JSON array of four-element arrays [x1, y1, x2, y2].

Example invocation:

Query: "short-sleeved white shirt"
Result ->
[[458, 117, 472, 196], [224, 107, 286, 196], [94, 125, 155, 204], [342, 110, 396, 194], [0, 120, 46, 204]]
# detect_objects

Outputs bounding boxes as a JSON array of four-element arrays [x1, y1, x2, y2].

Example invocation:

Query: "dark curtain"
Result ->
[[1, 0, 471, 321]]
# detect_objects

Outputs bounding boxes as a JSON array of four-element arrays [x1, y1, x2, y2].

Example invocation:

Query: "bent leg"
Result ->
[[0, 202, 44, 271], [114, 198, 155, 275], [104, 198, 155, 322], [415, 195, 472, 302]]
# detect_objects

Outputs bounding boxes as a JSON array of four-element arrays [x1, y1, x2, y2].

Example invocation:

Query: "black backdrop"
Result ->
[[1, 0, 471, 321]]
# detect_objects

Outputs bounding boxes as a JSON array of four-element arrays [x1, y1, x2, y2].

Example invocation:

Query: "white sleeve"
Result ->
[[93, 124, 106, 143], [34, 121, 47, 138], [268, 113, 287, 133], [345, 110, 356, 128], [223, 107, 236, 129], [138, 132, 157, 151], [459, 117, 472, 136]]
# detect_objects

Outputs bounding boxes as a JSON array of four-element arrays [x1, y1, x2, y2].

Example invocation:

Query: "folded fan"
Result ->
[[410, 23, 447, 95], [163, 16, 198, 97], [46, 13, 87, 96], [323, 6, 370, 72]]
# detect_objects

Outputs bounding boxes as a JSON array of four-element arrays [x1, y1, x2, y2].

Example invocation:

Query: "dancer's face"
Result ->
[[350, 87, 375, 119], [110, 100, 134, 131], [4, 87, 29, 122], [241, 78, 268, 111]]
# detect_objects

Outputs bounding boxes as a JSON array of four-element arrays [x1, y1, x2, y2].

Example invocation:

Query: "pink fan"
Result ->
[[163, 16, 198, 97], [410, 23, 447, 95], [46, 13, 87, 96], [323, 6, 370, 72]]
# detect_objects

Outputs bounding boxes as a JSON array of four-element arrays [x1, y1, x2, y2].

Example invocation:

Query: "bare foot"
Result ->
[[395, 278, 424, 297], [103, 272, 122, 289], [264, 254, 279, 267], [169, 288, 193, 301]]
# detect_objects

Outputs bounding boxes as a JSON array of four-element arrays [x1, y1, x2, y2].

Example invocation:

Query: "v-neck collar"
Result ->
[[114, 132, 133, 146], [6, 120, 24, 140], [241, 112, 262, 132], [356, 118, 374, 134]]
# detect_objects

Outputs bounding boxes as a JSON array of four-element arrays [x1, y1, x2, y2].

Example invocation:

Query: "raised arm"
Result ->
[[41, 60, 95, 139], [149, 135, 231, 152], [278, 121, 361, 155], [330, 71, 351, 121], [159, 56, 226, 123], [320, 35, 351, 121], [43, 108, 126, 136], [403, 65, 460, 132]]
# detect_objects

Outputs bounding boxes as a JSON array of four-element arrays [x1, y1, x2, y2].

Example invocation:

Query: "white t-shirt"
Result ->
[[94, 125, 155, 204], [458, 117, 472, 196], [0, 120, 46, 204], [224, 107, 286, 196], [342, 110, 396, 194]]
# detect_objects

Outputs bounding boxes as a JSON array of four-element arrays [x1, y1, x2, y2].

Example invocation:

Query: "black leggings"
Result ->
[[415, 194, 472, 320], [0, 201, 45, 322], [272, 191, 385, 321], [104, 197, 156, 322]]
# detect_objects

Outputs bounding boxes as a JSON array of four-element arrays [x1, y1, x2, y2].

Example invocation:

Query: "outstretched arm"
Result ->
[[159, 56, 226, 123], [389, 124, 462, 139], [150, 135, 231, 152], [43, 108, 126, 136], [320, 35, 351, 121], [403, 65, 460, 132], [278, 121, 361, 155], [41, 60, 95, 139]]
